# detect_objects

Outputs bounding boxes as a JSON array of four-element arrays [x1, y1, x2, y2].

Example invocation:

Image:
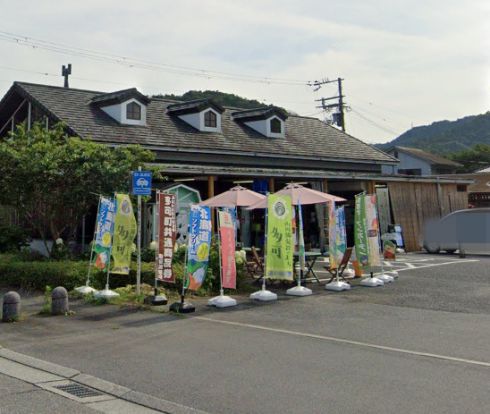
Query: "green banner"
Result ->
[[111, 194, 137, 274], [354, 193, 369, 267], [265, 194, 293, 280]]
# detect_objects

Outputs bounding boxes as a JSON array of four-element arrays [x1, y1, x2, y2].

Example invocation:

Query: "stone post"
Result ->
[[51, 287, 69, 315], [2, 291, 21, 322]]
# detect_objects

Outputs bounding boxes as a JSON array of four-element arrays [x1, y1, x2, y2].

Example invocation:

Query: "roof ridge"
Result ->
[[14, 81, 105, 94]]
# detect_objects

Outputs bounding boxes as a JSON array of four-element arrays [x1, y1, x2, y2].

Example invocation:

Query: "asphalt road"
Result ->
[[1, 253, 489, 413]]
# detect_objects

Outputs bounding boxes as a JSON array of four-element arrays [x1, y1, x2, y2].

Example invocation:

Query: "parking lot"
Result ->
[[1, 253, 489, 414]]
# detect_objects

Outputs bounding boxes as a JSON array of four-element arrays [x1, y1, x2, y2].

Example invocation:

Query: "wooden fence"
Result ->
[[387, 182, 467, 251]]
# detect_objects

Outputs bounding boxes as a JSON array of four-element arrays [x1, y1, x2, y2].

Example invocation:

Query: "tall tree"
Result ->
[[449, 143, 490, 172], [0, 122, 158, 255]]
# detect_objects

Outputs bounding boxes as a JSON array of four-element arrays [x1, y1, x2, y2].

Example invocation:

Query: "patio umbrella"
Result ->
[[247, 183, 346, 209], [200, 185, 265, 207]]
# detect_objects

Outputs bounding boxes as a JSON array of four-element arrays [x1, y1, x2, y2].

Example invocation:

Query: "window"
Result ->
[[204, 110, 217, 128], [270, 118, 282, 134], [126, 102, 141, 120]]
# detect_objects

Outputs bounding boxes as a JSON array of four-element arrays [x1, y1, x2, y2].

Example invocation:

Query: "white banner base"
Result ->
[[360, 277, 384, 287], [384, 270, 399, 279], [342, 267, 355, 278], [75, 285, 97, 295], [378, 273, 395, 283], [208, 294, 237, 308], [250, 289, 277, 301], [286, 285, 312, 296], [94, 287, 119, 299], [325, 281, 351, 292]]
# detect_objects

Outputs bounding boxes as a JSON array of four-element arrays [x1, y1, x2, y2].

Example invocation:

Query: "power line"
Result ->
[[349, 102, 409, 133], [350, 109, 401, 136], [0, 30, 311, 86]]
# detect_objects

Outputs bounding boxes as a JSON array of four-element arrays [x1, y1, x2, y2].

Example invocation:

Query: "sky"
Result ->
[[0, 0, 488, 143]]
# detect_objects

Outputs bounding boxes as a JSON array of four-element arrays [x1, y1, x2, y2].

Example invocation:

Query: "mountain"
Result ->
[[377, 112, 490, 154], [153, 90, 272, 110]]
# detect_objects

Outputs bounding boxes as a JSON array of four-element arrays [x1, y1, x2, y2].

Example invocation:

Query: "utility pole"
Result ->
[[311, 77, 347, 132], [62, 64, 72, 88]]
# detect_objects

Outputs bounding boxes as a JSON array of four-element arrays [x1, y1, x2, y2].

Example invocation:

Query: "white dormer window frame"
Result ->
[[178, 108, 221, 132], [244, 115, 285, 138], [100, 98, 147, 126]]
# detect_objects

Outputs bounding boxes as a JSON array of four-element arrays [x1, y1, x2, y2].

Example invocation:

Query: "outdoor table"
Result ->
[[294, 251, 322, 283]]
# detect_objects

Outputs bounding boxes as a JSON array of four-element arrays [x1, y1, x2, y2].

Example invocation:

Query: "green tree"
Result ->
[[449, 143, 490, 172], [0, 122, 158, 256]]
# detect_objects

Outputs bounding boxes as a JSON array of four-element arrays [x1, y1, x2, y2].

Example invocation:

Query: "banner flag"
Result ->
[[365, 194, 381, 267], [297, 201, 306, 272], [354, 193, 369, 267], [156, 192, 176, 282], [265, 194, 294, 280], [111, 194, 137, 275], [329, 203, 347, 269], [185, 205, 212, 291], [93, 196, 116, 272], [222, 207, 237, 243], [219, 210, 237, 289]]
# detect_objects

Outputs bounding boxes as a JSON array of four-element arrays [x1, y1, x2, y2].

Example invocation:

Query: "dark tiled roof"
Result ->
[[232, 106, 288, 121], [166, 99, 224, 115], [393, 146, 461, 167], [7, 82, 397, 164], [90, 87, 150, 106]]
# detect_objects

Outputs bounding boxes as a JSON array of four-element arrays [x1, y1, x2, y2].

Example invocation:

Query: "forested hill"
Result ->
[[377, 111, 490, 154], [153, 90, 269, 110]]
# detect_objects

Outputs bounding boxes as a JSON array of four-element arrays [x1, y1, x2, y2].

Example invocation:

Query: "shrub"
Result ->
[[0, 224, 29, 252]]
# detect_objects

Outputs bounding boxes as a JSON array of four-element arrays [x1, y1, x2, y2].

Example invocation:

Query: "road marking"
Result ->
[[396, 259, 479, 272], [195, 317, 490, 368]]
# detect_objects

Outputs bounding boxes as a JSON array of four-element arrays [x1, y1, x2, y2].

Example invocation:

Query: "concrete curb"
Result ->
[[0, 346, 211, 414]]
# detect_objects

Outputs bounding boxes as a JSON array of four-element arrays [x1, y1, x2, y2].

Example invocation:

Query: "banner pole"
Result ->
[[217, 208, 224, 297], [85, 195, 101, 287], [136, 166, 142, 295], [262, 200, 268, 292], [154, 191, 159, 297]]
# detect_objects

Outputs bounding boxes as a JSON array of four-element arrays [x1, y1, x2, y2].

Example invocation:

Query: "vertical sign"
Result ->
[[111, 194, 137, 274], [376, 187, 391, 235], [156, 192, 176, 283], [354, 193, 369, 267], [329, 203, 347, 269], [297, 202, 306, 272], [186, 205, 212, 291], [265, 194, 293, 280], [365, 194, 382, 267], [219, 210, 237, 289], [93, 196, 116, 272]]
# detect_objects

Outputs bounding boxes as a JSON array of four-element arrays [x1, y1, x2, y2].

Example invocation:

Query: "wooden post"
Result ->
[[322, 179, 329, 193], [367, 181, 376, 194], [268, 177, 275, 193], [208, 176, 215, 231], [27, 102, 32, 131]]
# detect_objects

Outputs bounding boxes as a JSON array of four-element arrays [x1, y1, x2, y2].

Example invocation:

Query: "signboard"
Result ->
[[219, 210, 237, 289], [329, 203, 347, 269], [354, 193, 369, 266], [93, 196, 116, 272], [111, 194, 137, 274], [156, 192, 176, 282], [185, 205, 212, 291], [376, 187, 392, 235], [132, 170, 152, 196], [265, 194, 293, 280], [365, 194, 381, 267]]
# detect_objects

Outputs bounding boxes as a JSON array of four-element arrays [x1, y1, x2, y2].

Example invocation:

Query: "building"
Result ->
[[0, 82, 471, 251], [382, 146, 461, 176]]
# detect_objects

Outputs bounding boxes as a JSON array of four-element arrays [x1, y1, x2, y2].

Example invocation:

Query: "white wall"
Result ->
[[245, 116, 285, 138], [101, 98, 146, 126]]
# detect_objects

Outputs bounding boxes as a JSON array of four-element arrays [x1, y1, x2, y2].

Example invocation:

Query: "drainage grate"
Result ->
[[53, 383, 103, 399]]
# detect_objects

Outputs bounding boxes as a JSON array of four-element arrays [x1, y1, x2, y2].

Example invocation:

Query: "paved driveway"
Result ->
[[1, 253, 489, 413]]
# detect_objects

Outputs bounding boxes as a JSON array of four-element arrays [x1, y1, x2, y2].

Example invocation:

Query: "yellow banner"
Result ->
[[111, 194, 137, 274]]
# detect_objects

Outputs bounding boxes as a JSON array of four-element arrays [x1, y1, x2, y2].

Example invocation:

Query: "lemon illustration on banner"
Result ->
[[197, 243, 209, 261], [101, 232, 111, 247]]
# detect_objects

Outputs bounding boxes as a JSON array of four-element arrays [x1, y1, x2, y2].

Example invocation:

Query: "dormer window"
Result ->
[[126, 102, 141, 121], [167, 99, 224, 132], [270, 117, 282, 134], [91, 88, 149, 126], [204, 110, 217, 128]]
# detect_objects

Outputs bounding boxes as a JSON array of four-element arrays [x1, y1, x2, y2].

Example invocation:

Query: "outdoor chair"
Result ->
[[324, 247, 353, 284], [246, 246, 264, 280]]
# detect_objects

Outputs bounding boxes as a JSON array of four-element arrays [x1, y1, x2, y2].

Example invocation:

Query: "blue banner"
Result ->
[[185, 205, 212, 290], [93, 196, 116, 272]]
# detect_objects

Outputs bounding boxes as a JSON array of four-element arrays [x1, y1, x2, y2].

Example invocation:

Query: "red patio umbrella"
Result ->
[[200, 185, 266, 207], [247, 183, 345, 209]]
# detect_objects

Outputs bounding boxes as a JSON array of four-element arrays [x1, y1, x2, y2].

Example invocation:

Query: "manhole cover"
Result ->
[[53, 383, 103, 398]]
